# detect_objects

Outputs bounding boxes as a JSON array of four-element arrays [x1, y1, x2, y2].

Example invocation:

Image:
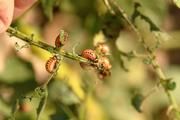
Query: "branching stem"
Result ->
[[7, 27, 89, 63], [104, 0, 180, 117]]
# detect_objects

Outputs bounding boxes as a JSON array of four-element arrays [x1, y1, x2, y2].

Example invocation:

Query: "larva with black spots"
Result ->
[[45, 56, 58, 73], [81, 49, 97, 62]]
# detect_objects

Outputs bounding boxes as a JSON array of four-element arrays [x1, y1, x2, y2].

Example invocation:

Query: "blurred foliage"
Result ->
[[40, 0, 55, 20], [131, 93, 144, 112], [173, 0, 180, 8], [1, 0, 180, 120], [131, 2, 160, 31], [0, 56, 34, 84]]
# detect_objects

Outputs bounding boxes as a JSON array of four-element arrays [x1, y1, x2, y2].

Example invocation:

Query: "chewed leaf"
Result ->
[[131, 93, 144, 112], [131, 2, 160, 31], [153, 31, 171, 42], [162, 79, 177, 91], [131, 2, 141, 23], [173, 0, 180, 8], [15, 42, 30, 52], [15, 42, 21, 52]]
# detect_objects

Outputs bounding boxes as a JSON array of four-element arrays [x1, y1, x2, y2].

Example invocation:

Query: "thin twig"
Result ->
[[42, 56, 62, 88], [118, 50, 147, 59]]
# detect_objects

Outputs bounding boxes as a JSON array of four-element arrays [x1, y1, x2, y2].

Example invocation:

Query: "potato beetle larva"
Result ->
[[45, 56, 58, 73], [55, 30, 68, 48]]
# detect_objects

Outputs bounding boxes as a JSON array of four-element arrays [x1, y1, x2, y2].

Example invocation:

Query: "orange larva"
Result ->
[[81, 49, 97, 62], [19, 102, 31, 112], [55, 30, 68, 48], [45, 56, 58, 73]]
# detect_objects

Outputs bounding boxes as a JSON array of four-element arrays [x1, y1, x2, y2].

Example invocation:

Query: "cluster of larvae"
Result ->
[[45, 30, 112, 79]]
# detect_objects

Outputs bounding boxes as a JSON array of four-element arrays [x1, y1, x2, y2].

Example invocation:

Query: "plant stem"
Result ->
[[104, 0, 180, 115], [118, 50, 147, 59], [36, 87, 48, 120], [7, 27, 89, 63]]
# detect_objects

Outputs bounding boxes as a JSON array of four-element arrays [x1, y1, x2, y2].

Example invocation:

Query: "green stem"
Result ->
[[151, 58, 179, 110], [7, 27, 88, 63], [119, 50, 147, 59], [6, 27, 97, 120], [104, 0, 179, 116], [42, 57, 62, 88], [7, 27, 104, 73], [36, 87, 48, 120]]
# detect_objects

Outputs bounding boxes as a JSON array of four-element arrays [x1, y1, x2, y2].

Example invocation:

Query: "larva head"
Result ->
[[55, 30, 68, 48], [81, 49, 97, 62], [45, 56, 58, 73]]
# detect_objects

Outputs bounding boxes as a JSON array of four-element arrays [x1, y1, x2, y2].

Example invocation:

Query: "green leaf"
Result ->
[[40, 0, 55, 20], [173, 0, 180, 8], [11, 99, 19, 118], [119, 55, 129, 72], [0, 56, 34, 84], [102, 12, 124, 40], [131, 93, 144, 112], [49, 80, 80, 105], [165, 80, 176, 91], [0, 99, 11, 116]]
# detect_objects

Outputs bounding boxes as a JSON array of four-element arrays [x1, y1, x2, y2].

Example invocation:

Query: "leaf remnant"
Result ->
[[131, 93, 144, 112]]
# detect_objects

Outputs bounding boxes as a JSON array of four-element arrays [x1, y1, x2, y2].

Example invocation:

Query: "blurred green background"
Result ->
[[0, 0, 180, 120]]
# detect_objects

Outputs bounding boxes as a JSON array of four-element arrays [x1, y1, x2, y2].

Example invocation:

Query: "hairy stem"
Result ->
[[7, 27, 88, 63]]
